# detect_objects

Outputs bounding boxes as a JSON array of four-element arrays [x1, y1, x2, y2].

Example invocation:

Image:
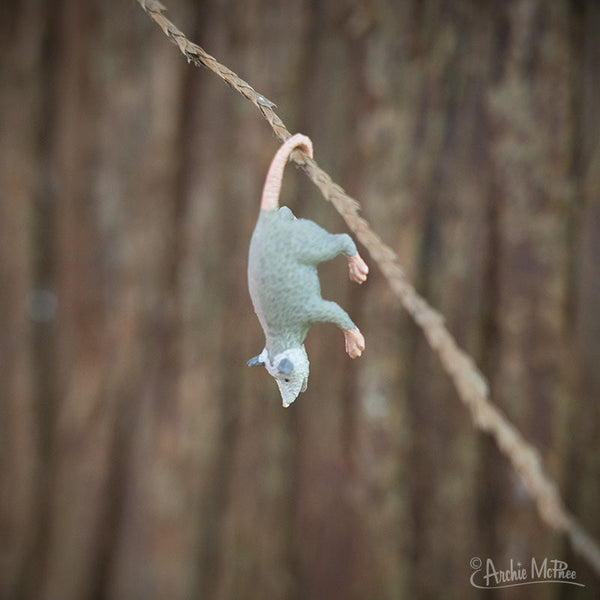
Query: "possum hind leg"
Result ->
[[308, 299, 365, 358], [294, 224, 369, 284], [346, 253, 369, 284]]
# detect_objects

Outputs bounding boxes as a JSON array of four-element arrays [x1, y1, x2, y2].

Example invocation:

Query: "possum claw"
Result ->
[[347, 253, 369, 284], [344, 328, 365, 358]]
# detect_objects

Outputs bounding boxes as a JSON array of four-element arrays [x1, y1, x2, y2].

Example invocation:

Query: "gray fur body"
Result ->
[[249, 207, 357, 357], [247, 134, 366, 407]]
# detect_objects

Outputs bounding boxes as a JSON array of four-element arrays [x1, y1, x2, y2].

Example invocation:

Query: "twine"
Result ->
[[137, 0, 600, 577]]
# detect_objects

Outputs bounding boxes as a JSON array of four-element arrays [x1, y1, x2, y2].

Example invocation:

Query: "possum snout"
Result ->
[[247, 346, 309, 407]]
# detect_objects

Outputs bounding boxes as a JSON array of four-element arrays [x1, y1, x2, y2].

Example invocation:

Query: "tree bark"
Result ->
[[1, 1, 599, 599]]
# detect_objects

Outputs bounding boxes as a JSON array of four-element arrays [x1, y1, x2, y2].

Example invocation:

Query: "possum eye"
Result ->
[[284, 378, 290, 382]]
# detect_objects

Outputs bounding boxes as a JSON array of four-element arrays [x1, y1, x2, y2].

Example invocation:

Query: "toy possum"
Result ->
[[247, 133, 369, 407]]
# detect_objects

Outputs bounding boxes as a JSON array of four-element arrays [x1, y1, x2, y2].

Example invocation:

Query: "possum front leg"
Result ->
[[344, 328, 365, 358], [309, 299, 365, 358]]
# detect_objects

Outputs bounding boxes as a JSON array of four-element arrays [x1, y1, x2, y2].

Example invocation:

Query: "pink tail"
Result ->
[[260, 133, 313, 210]]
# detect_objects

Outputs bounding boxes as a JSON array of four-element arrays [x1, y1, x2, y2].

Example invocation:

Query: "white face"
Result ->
[[274, 365, 308, 407], [266, 347, 309, 407]]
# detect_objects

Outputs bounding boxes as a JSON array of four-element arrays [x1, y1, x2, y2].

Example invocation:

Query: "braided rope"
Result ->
[[137, 0, 600, 577]]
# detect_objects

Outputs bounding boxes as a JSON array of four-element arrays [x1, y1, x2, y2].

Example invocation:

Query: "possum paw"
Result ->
[[344, 328, 365, 358], [347, 253, 369, 284]]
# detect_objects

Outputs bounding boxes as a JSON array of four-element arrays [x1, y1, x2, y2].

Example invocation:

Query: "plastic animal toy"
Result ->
[[247, 133, 368, 407]]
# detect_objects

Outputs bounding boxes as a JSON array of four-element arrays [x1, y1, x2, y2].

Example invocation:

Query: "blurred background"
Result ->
[[1, 0, 599, 598]]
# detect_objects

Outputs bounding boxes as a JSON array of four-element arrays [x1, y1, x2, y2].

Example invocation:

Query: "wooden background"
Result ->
[[1, 0, 599, 598]]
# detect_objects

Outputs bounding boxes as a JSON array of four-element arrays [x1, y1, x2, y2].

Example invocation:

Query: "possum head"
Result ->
[[247, 346, 309, 407]]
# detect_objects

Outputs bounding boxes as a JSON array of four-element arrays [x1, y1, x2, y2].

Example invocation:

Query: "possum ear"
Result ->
[[247, 355, 265, 367], [277, 358, 294, 375]]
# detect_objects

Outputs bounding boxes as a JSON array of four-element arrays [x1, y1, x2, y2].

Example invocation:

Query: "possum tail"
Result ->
[[261, 133, 313, 211]]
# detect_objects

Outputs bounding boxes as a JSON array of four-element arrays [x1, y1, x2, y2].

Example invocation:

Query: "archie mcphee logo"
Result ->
[[469, 556, 585, 589]]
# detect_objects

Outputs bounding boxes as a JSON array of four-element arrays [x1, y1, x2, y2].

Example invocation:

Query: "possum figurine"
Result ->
[[247, 133, 369, 407]]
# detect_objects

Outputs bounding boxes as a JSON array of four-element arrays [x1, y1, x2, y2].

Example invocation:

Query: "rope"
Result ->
[[137, 0, 600, 577]]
